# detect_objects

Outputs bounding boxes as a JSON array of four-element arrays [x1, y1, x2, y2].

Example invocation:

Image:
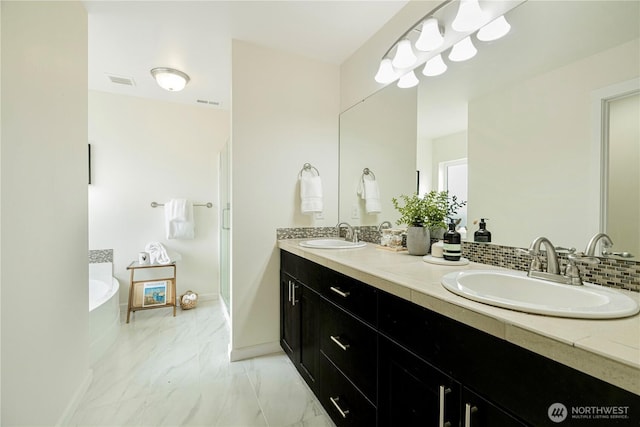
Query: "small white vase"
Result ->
[[406, 226, 430, 256]]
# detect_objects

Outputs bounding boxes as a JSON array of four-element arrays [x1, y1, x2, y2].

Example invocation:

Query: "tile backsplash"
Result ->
[[277, 227, 639, 292], [89, 249, 113, 264]]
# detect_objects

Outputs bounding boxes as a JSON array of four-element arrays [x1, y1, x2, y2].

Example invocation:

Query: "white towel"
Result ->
[[300, 175, 323, 214], [358, 176, 382, 214], [164, 199, 195, 239], [145, 242, 172, 265]]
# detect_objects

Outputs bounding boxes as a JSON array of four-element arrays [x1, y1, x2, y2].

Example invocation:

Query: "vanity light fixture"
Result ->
[[422, 54, 448, 77], [477, 15, 511, 41], [452, 0, 487, 32], [397, 70, 420, 88], [374, 58, 399, 84], [448, 36, 477, 62], [415, 18, 444, 52], [392, 39, 418, 69], [150, 67, 190, 92]]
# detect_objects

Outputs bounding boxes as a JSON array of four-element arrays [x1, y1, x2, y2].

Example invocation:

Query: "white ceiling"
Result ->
[[85, 0, 409, 109]]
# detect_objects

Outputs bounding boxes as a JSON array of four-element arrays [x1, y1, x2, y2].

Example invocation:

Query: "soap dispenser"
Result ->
[[443, 218, 462, 261], [474, 218, 492, 243]]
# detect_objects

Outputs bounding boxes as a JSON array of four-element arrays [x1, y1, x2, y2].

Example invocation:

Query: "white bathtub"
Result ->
[[89, 263, 120, 365]]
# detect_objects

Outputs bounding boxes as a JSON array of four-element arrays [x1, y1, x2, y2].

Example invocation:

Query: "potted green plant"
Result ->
[[391, 193, 430, 255], [392, 191, 467, 255]]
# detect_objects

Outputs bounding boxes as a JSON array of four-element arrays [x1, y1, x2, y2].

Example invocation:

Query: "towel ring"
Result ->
[[298, 163, 320, 178], [362, 168, 376, 180]]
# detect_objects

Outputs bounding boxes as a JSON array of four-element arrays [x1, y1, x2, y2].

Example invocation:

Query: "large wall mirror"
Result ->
[[338, 0, 639, 258]]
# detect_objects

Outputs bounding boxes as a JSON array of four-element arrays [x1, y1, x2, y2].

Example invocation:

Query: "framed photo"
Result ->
[[142, 281, 167, 307]]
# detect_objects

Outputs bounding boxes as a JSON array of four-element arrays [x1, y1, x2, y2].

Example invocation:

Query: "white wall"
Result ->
[[468, 39, 640, 248], [230, 40, 339, 359], [1, 2, 89, 425], [88, 91, 229, 303]]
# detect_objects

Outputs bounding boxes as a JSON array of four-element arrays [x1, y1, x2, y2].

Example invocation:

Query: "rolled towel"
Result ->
[[145, 242, 172, 265], [358, 176, 381, 214], [300, 175, 323, 214], [165, 199, 195, 239]]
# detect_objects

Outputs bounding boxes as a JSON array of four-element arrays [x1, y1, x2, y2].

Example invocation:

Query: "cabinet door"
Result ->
[[298, 284, 320, 391], [379, 337, 459, 427], [461, 387, 528, 427], [280, 273, 299, 361]]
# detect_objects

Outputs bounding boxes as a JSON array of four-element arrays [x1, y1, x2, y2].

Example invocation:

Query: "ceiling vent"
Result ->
[[196, 99, 220, 106], [106, 73, 135, 86]]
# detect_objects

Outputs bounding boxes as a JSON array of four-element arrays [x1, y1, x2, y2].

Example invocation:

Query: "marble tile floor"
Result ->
[[70, 300, 335, 427]]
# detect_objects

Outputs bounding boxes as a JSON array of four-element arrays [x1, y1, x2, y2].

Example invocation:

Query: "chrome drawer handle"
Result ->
[[329, 396, 350, 419], [330, 335, 350, 351], [329, 286, 350, 298], [464, 403, 478, 427], [439, 385, 452, 427]]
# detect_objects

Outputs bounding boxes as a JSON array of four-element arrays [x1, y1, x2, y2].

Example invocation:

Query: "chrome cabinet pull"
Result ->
[[288, 280, 292, 303], [291, 283, 298, 306], [329, 396, 350, 419], [330, 335, 350, 351], [329, 286, 350, 298], [464, 403, 478, 427], [439, 386, 452, 427]]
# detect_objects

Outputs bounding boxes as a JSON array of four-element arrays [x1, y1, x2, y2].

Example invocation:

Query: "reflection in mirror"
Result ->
[[338, 0, 639, 257]]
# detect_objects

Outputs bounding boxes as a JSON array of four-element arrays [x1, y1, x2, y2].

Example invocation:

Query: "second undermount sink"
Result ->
[[299, 239, 367, 249], [441, 270, 639, 319]]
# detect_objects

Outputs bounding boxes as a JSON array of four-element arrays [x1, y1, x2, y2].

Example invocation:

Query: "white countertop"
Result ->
[[278, 239, 640, 395]]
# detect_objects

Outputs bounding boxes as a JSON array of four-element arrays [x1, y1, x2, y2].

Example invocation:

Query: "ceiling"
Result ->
[[85, 0, 409, 109]]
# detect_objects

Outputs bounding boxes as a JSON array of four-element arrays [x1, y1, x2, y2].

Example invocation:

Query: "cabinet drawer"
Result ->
[[319, 353, 376, 427], [321, 301, 377, 400], [281, 250, 322, 292], [322, 269, 377, 325]]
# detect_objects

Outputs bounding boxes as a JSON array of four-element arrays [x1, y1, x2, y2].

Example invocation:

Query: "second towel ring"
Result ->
[[299, 162, 320, 178], [362, 168, 376, 180]]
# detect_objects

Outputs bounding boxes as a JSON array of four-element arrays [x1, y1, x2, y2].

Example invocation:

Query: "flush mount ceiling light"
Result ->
[[150, 67, 190, 92], [477, 15, 511, 41], [452, 0, 487, 32]]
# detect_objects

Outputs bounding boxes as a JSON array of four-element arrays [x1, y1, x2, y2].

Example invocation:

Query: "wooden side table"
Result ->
[[126, 261, 177, 323]]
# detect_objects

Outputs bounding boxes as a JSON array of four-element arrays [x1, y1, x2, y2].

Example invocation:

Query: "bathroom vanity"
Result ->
[[279, 240, 640, 427]]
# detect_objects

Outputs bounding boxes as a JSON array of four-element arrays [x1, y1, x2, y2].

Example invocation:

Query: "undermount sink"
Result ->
[[441, 270, 639, 319], [299, 239, 367, 249]]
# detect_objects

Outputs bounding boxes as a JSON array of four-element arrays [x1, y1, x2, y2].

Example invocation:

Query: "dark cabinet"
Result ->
[[280, 250, 640, 427], [379, 336, 459, 427]]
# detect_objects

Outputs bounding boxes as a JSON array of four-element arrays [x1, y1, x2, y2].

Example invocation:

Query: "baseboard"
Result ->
[[228, 340, 282, 362], [56, 368, 93, 426]]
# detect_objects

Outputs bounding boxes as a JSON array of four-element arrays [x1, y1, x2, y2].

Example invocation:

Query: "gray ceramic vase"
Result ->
[[406, 226, 430, 256]]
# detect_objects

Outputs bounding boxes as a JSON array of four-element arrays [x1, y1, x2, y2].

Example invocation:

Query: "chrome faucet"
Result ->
[[528, 236, 560, 275], [585, 233, 613, 257], [378, 221, 392, 232], [336, 222, 358, 243]]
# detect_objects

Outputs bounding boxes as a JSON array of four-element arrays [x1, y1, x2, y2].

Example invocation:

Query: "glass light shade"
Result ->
[[415, 18, 444, 52], [422, 54, 448, 76], [392, 39, 417, 69], [397, 70, 419, 88], [374, 58, 397, 84], [477, 15, 511, 41], [452, 0, 487, 32], [448, 37, 477, 62], [150, 67, 190, 91]]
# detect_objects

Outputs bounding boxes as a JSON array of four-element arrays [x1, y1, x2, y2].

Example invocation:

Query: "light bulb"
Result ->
[[392, 39, 417, 69], [477, 15, 511, 41], [397, 70, 419, 89], [374, 58, 398, 84], [422, 54, 448, 77], [415, 18, 444, 52], [448, 36, 477, 62], [452, 0, 487, 32]]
